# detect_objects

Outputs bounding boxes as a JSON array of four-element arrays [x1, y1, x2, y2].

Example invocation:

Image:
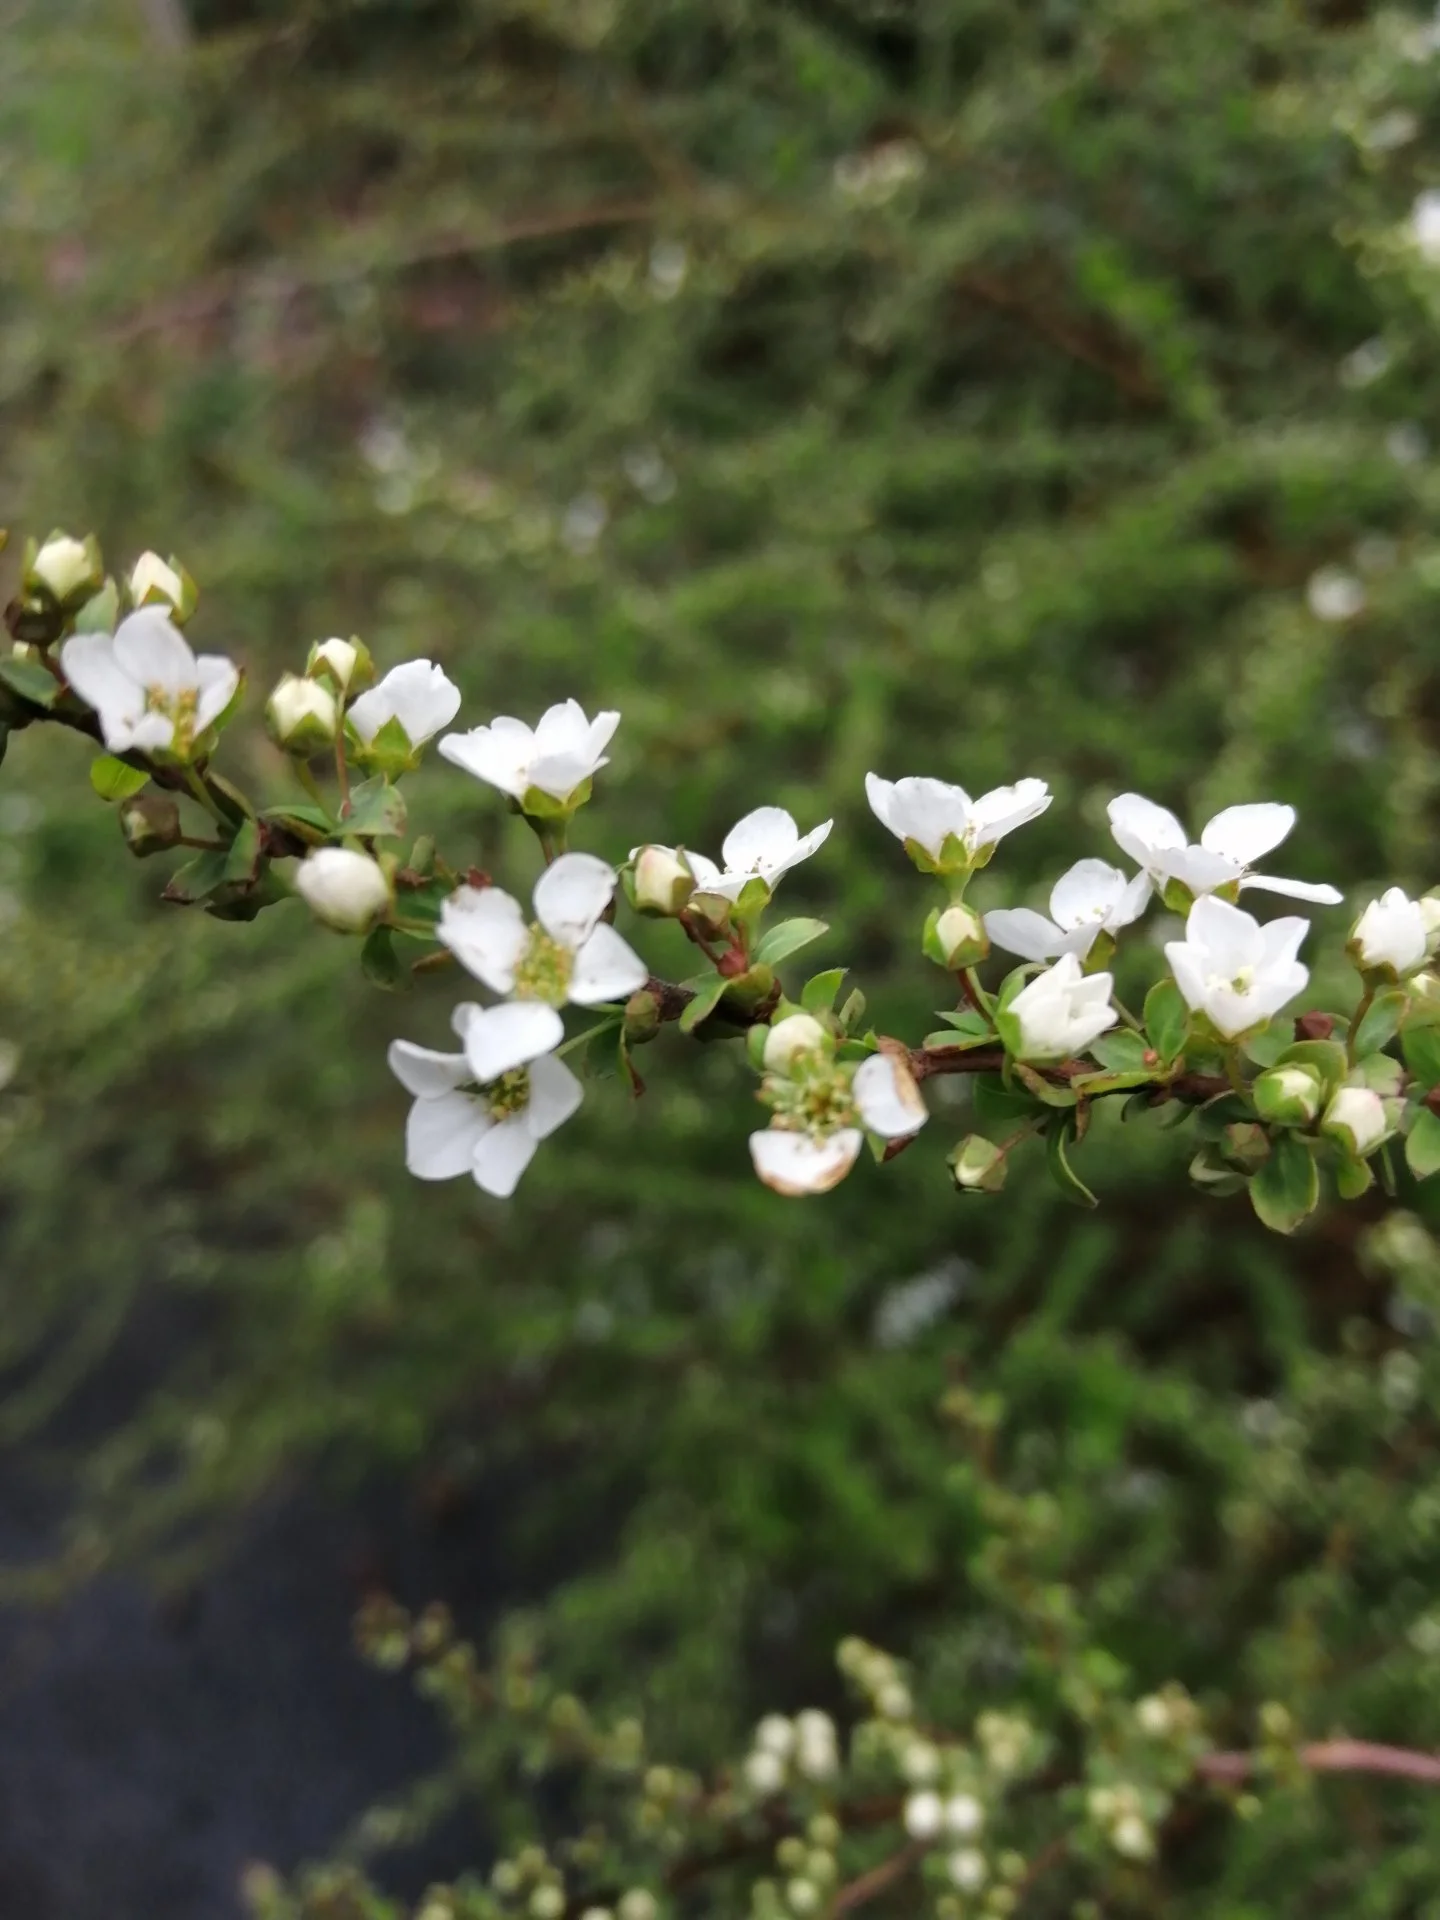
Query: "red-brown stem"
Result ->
[[833, 1840, 927, 1914], [1200, 1740, 1440, 1786]]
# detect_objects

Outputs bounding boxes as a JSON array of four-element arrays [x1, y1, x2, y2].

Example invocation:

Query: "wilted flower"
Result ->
[[439, 700, 619, 809], [388, 1006, 582, 1197], [1351, 887, 1429, 976], [294, 847, 391, 931], [750, 1050, 926, 1196], [348, 659, 461, 750], [1000, 953, 1118, 1062], [1164, 896, 1309, 1039], [61, 608, 239, 757], [985, 858, 1151, 962], [1108, 794, 1341, 905], [437, 855, 647, 1077], [866, 772, 1050, 872]]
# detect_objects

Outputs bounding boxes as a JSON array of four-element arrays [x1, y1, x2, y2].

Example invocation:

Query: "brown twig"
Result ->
[[1200, 1740, 1440, 1787], [833, 1840, 927, 1914]]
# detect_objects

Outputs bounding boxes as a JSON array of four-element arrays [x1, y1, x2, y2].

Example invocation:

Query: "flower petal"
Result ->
[[570, 923, 649, 1004], [749, 1128, 862, 1196], [866, 773, 972, 857], [532, 698, 593, 757], [1109, 871, 1154, 929], [1239, 873, 1344, 905], [967, 778, 1051, 849], [1165, 941, 1207, 1014], [1108, 793, 1187, 868], [463, 1002, 565, 1083], [194, 656, 240, 732], [1159, 846, 1242, 896], [983, 908, 1066, 962], [472, 1118, 539, 1197], [387, 1039, 469, 1099], [525, 1053, 584, 1141], [1200, 802, 1295, 865], [721, 806, 799, 874], [1186, 894, 1261, 974], [853, 1054, 928, 1140], [406, 1089, 491, 1180], [1049, 858, 1126, 931], [437, 885, 529, 992], [1258, 915, 1311, 972], [60, 634, 146, 744], [438, 717, 537, 797], [533, 852, 617, 947], [769, 817, 833, 878], [527, 746, 608, 799], [111, 608, 198, 695]]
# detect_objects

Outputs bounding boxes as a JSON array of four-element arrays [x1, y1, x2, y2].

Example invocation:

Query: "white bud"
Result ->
[[630, 845, 697, 917], [308, 635, 373, 693], [1111, 1814, 1153, 1861], [129, 551, 194, 619], [877, 1681, 913, 1721], [903, 1791, 944, 1841], [763, 1015, 830, 1073], [785, 1880, 819, 1916], [1135, 1695, 1172, 1737], [294, 847, 391, 933], [1423, 896, 1440, 944], [901, 1739, 942, 1783], [617, 1893, 657, 1920], [793, 1709, 838, 1778], [1251, 1065, 1323, 1128], [930, 902, 989, 969], [946, 1849, 987, 1893], [530, 1889, 565, 1920], [755, 1713, 795, 1757], [30, 532, 102, 604], [744, 1749, 786, 1796], [267, 673, 339, 752], [1322, 1085, 1388, 1157], [943, 1793, 984, 1838]]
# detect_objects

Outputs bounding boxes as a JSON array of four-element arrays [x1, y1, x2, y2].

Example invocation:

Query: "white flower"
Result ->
[[294, 847, 391, 932], [437, 854, 647, 1077], [1164, 896, 1309, 1040], [387, 1005, 582, 1197], [267, 673, 338, 750], [61, 608, 239, 755], [944, 1794, 984, 1838], [439, 699, 619, 806], [348, 659, 461, 747], [754, 1714, 795, 1758], [985, 858, 1152, 962], [1306, 567, 1365, 623], [1108, 793, 1341, 905], [1322, 1085, 1388, 1158], [947, 1851, 987, 1893], [129, 552, 192, 617], [865, 772, 1050, 867], [1003, 953, 1118, 1062], [750, 1051, 925, 1196], [794, 1710, 838, 1779], [681, 807, 833, 902], [904, 1792, 944, 1841], [1352, 887, 1429, 975], [1413, 188, 1440, 262]]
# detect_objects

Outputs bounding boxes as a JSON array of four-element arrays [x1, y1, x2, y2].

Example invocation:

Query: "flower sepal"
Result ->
[[1251, 1063, 1324, 1128], [515, 777, 592, 825], [348, 712, 420, 780]]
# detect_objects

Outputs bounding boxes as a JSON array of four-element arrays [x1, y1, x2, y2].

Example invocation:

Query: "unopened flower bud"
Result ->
[[307, 635, 374, 693], [623, 989, 662, 1046], [744, 1749, 785, 1795], [763, 1014, 830, 1073], [27, 530, 104, 607], [294, 846, 391, 932], [1423, 896, 1440, 946], [617, 1891, 657, 1920], [904, 1791, 944, 1841], [684, 890, 732, 940], [267, 673, 339, 753], [944, 1794, 984, 1838], [1110, 1814, 1153, 1861], [1135, 1695, 1172, 1737], [925, 902, 989, 970], [949, 1134, 1007, 1194], [119, 790, 182, 857], [1322, 1085, 1388, 1157], [1252, 1064, 1323, 1128], [629, 845, 697, 917], [1350, 888, 1428, 977], [946, 1849, 987, 1892], [128, 551, 197, 621]]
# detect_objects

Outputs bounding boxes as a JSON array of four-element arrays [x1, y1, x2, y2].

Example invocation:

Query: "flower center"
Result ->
[[1208, 964, 1256, 996], [764, 1057, 859, 1140], [146, 684, 199, 749], [483, 1067, 531, 1121], [511, 926, 574, 1006]]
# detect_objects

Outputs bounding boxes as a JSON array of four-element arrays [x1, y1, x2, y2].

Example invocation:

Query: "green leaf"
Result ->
[[1242, 1025, 1288, 1069], [1403, 1024, 1440, 1092], [1249, 1132, 1319, 1234], [1193, 1092, 1252, 1142], [929, 1008, 993, 1049], [801, 967, 846, 1015], [223, 818, 262, 885], [1275, 1038, 1349, 1092], [1014, 1063, 1078, 1108], [1406, 1107, 1440, 1180], [360, 925, 408, 992], [753, 917, 828, 967], [0, 658, 59, 708], [680, 975, 728, 1034], [838, 988, 866, 1032], [1089, 1029, 1150, 1073], [1353, 988, 1407, 1060], [1335, 1155, 1374, 1200], [1072, 1068, 1157, 1096], [973, 1074, 1039, 1130], [1047, 1114, 1097, 1208], [341, 776, 408, 840], [263, 803, 334, 847], [1143, 978, 1189, 1064], [89, 754, 149, 802], [161, 849, 231, 905]]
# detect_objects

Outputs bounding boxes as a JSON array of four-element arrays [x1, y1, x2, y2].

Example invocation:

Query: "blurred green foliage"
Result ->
[[7, 0, 1440, 1907]]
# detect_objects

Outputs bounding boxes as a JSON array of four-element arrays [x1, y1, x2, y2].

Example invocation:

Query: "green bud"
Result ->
[[685, 889, 733, 940], [949, 1134, 1007, 1193], [1252, 1063, 1323, 1127], [623, 988, 662, 1046], [924, 902, 989, 970], [119, 791, 183, 856]]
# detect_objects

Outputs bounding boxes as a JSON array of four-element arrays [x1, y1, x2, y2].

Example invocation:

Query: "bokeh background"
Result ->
[[7, 0, 1440, 1913]]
